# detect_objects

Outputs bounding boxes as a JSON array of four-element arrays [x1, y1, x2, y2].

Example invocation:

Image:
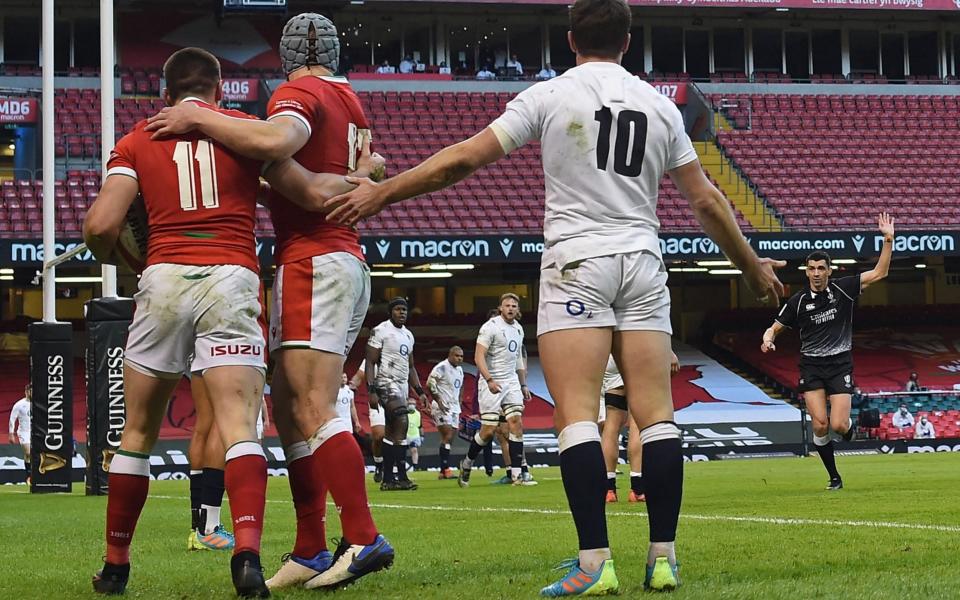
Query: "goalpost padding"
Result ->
[[85, 297, 134, 495], [27, 322, 74, 494]]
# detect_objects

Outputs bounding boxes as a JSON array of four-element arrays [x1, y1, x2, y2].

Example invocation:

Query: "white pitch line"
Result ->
[[147, 494, 960, 534]]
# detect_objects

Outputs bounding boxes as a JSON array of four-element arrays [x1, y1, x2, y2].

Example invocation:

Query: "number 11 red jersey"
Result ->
[[106, 98, 263, 273]]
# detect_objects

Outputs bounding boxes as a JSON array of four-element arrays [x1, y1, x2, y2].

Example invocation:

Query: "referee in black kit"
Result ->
[[761, 213, 895, 490]]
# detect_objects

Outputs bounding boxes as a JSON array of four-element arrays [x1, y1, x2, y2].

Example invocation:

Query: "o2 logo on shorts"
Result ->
[[565, 300, 593, 318]]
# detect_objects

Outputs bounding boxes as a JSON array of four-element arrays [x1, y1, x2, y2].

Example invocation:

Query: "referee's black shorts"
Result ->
[[798, 351, 855, 396]]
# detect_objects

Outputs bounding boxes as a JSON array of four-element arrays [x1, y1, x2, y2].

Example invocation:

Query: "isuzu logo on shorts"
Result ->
[[210, 344, 262, 357]]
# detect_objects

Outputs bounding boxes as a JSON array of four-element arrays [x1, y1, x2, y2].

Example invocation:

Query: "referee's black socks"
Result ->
[[814, 433, 841, 480], [558, 422, 609, 555]]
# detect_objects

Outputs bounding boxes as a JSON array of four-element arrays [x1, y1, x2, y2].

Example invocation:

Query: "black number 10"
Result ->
[[594, 106, 648, 177]]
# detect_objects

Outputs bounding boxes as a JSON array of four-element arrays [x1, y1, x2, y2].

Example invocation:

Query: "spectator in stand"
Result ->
[[914, 415, 935, 439], [905, 372, 921, 392], [851, 386, 866, 409], [376, 60, 395, 74], [399, 55, 416, 74], [537, 63, 557, 80], [476, 65, 496, 80], [438, 61, 451, 75], [892, 404, 914, 430], [506, 53, 523, 77]]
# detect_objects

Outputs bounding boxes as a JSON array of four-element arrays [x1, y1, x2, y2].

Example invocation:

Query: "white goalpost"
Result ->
[[100, 0, 118, 297]]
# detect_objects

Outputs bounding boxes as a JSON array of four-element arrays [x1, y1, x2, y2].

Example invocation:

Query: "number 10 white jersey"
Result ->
[[489, 62, 698, 270]]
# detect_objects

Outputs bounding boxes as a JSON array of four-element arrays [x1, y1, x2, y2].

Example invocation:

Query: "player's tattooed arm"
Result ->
[[324, 127, 506, 226], [408, 353, 428, 408], [670, 160, 786, 306], [475, 343, 501, 394], [518, 345, 531, 401], [83, 174, 140, 263], [860, 212, 895, 290], [365, 344, 381, 409]]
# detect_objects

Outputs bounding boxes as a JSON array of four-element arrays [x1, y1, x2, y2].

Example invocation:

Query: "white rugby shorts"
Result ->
[[537, 250, 672, 337], [369, 405, 385, 428], [125, 263, 266, 377], [431, 401, 461, 428], [478, 379, 524, 425], [270, 252, 370, 355]]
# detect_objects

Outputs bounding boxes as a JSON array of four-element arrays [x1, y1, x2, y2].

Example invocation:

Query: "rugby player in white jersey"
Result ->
[[366, 298, 428, 490], [8, 384, 31, 483], [337, 373, 361, 433], [457, 294, 532, 487], [323, 0, 784, 593], [426, 346, 465, 479]]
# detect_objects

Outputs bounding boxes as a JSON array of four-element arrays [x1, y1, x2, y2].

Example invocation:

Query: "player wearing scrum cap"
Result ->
[[458, 293, 533, 488], [426, 346, 466, 479], [323, 0, 785, 593], [366, 298, 429, 491], [147, 13, 393, 591]]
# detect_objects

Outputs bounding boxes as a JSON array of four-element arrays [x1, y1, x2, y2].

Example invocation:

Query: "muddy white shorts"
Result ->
[[537, 250, 672, 337], [125, 263, 266, 377], [269, 252, 370, 355], [431, 401, 461, 428], [478, 379, 524, 425]]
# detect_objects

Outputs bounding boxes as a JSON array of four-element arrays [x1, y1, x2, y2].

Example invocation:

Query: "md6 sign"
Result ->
[[0, 98, 38, 124]]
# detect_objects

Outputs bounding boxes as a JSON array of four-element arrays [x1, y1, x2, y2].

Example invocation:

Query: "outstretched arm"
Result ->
[[323, 127, 505, 226], [263, 137, 386, 212], [670, 161, 785, 305], [860, 212, 895, 290]]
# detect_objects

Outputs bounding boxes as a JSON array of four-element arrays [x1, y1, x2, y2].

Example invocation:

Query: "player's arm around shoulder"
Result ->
[[147, 103, 308, 162], [860, 212, 895, 290]]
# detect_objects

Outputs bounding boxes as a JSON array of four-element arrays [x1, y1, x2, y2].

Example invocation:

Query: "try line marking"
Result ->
[[144, 494, 960, 535]]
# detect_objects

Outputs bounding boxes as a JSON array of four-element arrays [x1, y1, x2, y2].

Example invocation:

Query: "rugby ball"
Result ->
[[110, 195, 148, 274]]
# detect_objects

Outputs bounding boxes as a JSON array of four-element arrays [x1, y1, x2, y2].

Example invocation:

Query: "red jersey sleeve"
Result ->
[[266, 84, 320, 137], [105, 129, 140, 181]]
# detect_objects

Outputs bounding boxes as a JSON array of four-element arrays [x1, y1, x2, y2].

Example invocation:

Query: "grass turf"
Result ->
[[1, 452, 958, 599]]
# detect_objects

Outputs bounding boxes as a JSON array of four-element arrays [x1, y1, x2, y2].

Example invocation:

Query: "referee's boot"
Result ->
[[826, 476, 843, 491], [92, 562, 129, 595]]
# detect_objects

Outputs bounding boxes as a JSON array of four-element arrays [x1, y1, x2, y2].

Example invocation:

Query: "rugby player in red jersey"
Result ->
[[85, 46, 379, 598], [146, 14, 393, 591]]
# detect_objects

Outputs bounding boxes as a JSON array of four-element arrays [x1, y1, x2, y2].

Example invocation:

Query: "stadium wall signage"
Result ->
[[26, 322, 74, 493], [2, 231, 957, 268], [220, 78, 259, 102], [6, 435, 960, 483], [0, 97, 38, 124], [399, 0, 959, 10]]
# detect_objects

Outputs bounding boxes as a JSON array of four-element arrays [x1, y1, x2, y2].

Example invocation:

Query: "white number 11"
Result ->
[[173, 139, 220, 211]]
